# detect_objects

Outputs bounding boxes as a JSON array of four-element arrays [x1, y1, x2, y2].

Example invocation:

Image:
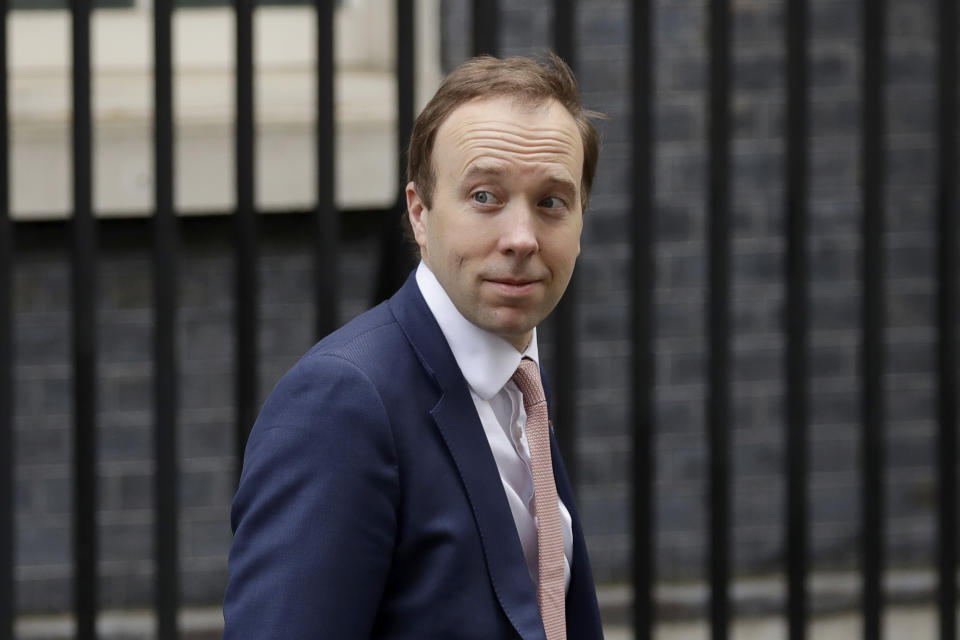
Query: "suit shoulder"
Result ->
[[302, 301, 408, 373]]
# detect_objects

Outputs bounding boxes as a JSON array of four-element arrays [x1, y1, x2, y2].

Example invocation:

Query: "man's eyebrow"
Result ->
[[461, 163, 508, 180], [543, 175, 579, 194]]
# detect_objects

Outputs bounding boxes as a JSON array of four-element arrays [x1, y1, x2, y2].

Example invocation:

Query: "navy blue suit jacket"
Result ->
[[223, 273, 604, 639]]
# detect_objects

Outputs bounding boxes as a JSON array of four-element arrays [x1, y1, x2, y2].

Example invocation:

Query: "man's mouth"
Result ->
[[485, 277, 542, 296]]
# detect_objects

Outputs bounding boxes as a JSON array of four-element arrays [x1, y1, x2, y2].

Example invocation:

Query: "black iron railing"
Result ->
[[784, 0, 809, 637], [936, 2, 958, 639], [0, 1, 956, 640], [152, 0, 178, 636], [0, 0, 11, 636], [70, 0, 97, 636]]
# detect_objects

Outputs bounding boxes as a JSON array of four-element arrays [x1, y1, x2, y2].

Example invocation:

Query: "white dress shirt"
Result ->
[[416, 262, 573, 589]]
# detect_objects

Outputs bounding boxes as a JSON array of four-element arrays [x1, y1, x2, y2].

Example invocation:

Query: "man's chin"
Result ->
[[479, 315, 541, 349]]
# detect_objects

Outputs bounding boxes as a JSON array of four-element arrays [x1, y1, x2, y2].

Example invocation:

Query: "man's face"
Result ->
[[407, 96, 584, 351]]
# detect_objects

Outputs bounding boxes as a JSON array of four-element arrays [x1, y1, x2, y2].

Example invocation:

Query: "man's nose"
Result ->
[[498, 204, 539, 256]]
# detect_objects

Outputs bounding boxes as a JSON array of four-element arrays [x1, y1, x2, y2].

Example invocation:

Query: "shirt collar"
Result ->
[[416, 261, 539, 401]]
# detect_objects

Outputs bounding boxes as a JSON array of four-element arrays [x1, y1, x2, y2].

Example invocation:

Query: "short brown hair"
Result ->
[[406, 52, 601, 215]]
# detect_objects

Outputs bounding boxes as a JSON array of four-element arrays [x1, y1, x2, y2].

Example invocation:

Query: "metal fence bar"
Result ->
[[71, 0, 97, 634], [374, 0, 415, 303], [153, 0, 179, 634], [553, 0, 573, 62], [315, 0, 337, 338], [396, 0, 414, 244], [472, 0, 498, 57], [707, 0, 732, 637], [861, 1, 886, 638], [551, 0, 577, 486], [631, 0, 654, 636], [0, 0, 11, 634], [784, 0, 809, 638], [234, 0, 257, 463], [936, 0, 958, 637]]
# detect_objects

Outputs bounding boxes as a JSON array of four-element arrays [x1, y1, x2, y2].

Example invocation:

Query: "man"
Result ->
[[223, 53, 604, 639]]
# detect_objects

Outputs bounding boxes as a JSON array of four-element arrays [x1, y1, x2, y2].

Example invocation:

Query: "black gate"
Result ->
[[0, 1, 957, 639]]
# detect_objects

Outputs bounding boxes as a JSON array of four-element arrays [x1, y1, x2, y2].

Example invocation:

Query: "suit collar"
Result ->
[[386, 272, 455, 392], [388, 273, 548, 640]]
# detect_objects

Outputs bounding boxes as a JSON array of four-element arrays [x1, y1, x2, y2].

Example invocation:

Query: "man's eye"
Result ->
[[539, 196, 565, 209], [473, 191, 495, 204]]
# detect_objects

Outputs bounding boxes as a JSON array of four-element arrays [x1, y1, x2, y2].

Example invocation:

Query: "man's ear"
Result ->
[[406, 182, 428, 247]]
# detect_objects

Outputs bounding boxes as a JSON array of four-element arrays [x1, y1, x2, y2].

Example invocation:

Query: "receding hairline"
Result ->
[[436, 95, 583, 142], [403, 52, 602, 249], [427, 95, 585, 190]]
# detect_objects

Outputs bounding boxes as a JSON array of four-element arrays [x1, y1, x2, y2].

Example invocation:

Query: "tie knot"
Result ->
[[512, 358, 545, 408]]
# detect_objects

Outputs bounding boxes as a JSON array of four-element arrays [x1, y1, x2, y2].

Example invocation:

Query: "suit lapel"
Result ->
[[543, 360, 605, 638], [389, 273, 546, 640], [550, 432, 604, 638]]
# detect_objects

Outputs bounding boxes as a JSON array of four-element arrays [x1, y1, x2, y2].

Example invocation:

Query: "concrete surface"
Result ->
[[606, 604, 956, 639], [15, 602, 957, 639]]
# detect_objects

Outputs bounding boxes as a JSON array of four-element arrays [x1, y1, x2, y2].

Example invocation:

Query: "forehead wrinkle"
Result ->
[[438, 102, 584, 187], [455, 122, 578, 143], [454, 135, 581, 170], [450, 126, 579, 155], [455, 149, 579, 184], [460, 141, 576, 160]]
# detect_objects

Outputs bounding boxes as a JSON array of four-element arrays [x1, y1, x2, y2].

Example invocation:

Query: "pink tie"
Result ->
[[512, 358, 566, 640]]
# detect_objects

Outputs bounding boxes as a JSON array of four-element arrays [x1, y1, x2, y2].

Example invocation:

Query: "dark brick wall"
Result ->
[[13, 217, 380, 613], [10, 0, 957, 615], [442, 0, 955, 586]]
